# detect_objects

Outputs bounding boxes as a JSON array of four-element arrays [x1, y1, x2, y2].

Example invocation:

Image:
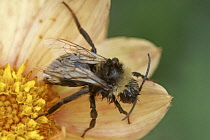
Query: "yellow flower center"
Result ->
[[0, 63, 59, 139]]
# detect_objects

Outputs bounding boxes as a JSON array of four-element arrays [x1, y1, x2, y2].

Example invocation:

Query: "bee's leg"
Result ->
[[34, 87, 89, 120], [132, 72, 148, 80], [62, 2, 97, 53], [81, 95, 98, 138], [122, 99, 137, 121], [112, 95, 131, 124], [133, 54, 151, 92], [138, 54, 151, 92]]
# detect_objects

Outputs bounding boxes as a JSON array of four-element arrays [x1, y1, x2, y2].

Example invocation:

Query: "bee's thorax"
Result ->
[[95, 57, 133, 96]]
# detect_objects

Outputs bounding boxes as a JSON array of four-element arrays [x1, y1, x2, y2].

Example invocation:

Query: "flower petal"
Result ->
[[0, 0, 46, 65], [54, 80, 172, 140], [0, 0, 110, 77], [21, 0, 110, 77], [48, 126, 66, 140], [97, 37, 161, 77]]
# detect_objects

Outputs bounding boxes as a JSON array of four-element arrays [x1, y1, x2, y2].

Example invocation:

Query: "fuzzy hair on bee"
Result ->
[[35, 2, 151, 138]]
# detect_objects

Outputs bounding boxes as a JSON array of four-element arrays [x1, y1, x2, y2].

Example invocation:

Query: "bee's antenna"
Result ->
[[122, 54, 151, 121], [62, 2, 97, 53]]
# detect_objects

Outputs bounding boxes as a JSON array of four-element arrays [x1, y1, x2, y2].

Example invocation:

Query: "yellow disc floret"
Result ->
[[0, 63, 59, 139]]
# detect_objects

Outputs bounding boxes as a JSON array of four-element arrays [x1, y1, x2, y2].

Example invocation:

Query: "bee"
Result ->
[[35, 2, 151, 138]]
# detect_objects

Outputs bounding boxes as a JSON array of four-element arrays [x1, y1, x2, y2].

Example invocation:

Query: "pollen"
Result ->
[[0, 63, 60, 139]]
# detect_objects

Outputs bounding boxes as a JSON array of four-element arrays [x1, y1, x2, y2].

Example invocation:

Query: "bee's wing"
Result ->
[[44, 38, 106, 64], [43, 38, 109, 89], [43, 57, 109, 89]]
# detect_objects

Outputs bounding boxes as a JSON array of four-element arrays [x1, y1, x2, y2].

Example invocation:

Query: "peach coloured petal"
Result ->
[[50, 86, 81, 96], [0, 0, 46, 66], [48, 126, 66, 140], [0, 0, 110, 78], [54, 80, 172, 140], [20, 0, 110, 77], [97, 37, 161, 77]]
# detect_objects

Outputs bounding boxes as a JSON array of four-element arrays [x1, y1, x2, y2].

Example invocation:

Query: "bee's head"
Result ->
[[119, 79, 139, 104]]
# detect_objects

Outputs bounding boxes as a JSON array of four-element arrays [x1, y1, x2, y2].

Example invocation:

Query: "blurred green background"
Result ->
[[109, 0, 210, 140]]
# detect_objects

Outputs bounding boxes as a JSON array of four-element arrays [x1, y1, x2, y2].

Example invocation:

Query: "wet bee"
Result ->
[[35, 2, 151, 138]]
